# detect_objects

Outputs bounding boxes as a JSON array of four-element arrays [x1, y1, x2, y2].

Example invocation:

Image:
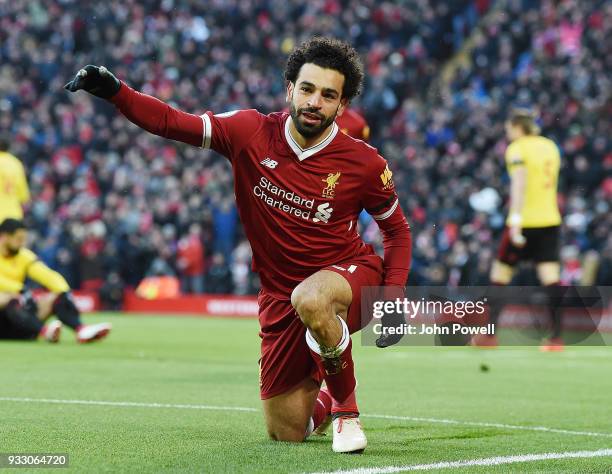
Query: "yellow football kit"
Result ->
[[505, 135, 561, 228], [0, 151, 30, 222], [0, 247, 70, 294]]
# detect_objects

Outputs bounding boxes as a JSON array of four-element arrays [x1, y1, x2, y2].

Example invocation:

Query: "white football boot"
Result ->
[[332, 415, 367, 453], [77, 322, 112, 343], [40, 320, 62, 343]]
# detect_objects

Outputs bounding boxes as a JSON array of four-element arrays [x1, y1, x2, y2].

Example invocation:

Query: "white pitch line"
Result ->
[[1, 397, 611, 439], [362, 413, 612, 438], [0, 397, 257, 412], [306, 448, 612, 474]]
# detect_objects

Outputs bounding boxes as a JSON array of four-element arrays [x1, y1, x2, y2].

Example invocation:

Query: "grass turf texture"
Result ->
[[1, 313, 611, 473]]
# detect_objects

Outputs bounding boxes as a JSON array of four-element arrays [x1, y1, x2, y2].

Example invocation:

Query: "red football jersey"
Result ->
[[110, 84, 411, 299], [201, 110, 398, 298], [336, 108, 370, 142]]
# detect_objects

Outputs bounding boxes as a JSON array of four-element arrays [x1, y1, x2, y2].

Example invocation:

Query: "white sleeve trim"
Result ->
[[200, 113, 212, 149], [372, 198, 399, 221]]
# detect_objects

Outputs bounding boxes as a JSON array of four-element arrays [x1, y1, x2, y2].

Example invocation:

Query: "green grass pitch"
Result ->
[[1, 313, 611, 473]]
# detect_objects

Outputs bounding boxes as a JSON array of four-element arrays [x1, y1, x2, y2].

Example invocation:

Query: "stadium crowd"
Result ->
[[0, 0, 609, 300], [373, 0, 612, 286]]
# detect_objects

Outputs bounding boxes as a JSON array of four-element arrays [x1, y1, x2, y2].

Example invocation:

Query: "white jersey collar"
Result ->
[[284, 115, 339, 161]]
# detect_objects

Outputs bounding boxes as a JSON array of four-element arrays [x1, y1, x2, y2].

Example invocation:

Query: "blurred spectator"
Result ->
[[595, 236, 612, 285], [560, 245, 582, 285], [99, 271, 124, 311], [79, 220, 106, 290], [176, 223, 205, 294], [146, 257, 175, 278], [206, 253, 233, 295], [231, 239, 260, 295]]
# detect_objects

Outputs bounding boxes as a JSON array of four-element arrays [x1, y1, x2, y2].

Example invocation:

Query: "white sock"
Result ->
[[305, 315, 350, 356]]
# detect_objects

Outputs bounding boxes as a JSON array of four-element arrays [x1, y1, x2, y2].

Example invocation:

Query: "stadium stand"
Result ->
[[0, 0, 609, 297]]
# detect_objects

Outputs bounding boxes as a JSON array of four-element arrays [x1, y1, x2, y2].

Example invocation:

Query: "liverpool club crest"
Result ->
[[321, 172, 341, 199]]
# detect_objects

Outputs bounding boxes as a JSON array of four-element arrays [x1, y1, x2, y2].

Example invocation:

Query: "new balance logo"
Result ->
[[331, 264, 357, 273], [260, 157, 278, 169], [313, 202, 333, 223]]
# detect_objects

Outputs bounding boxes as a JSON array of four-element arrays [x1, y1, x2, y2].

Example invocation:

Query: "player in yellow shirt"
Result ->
[[0, 219, 111, 343], [474, 110, 563, 350], [0, 135, 30, 222]]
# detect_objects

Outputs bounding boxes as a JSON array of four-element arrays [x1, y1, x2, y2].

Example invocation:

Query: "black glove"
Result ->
[[375, 310, 406, 348], [19, 289, 39, 316], [375, 286, 407, 348], [64, 65, 121, 99]]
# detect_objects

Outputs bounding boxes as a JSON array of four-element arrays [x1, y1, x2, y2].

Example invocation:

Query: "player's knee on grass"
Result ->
[[264, 402, 312, 443], [263, 378, 319, 443], [266, 418, 309, 443]]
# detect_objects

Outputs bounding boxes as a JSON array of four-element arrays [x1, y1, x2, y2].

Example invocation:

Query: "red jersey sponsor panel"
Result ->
[[201, 110, 397, 299]]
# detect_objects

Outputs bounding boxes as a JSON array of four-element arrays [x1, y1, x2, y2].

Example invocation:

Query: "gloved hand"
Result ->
[[19, 289, 38, 316], [64, 65, 121, 99], [375, 286, 407, 348]]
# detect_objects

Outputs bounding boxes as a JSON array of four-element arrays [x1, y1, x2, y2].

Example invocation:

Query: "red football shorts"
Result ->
[[258, 254, 384, 399]]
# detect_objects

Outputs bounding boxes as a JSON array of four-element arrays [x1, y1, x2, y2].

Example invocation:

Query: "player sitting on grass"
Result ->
[[65, 37, 412, 453], [0, 219, 111, 343]]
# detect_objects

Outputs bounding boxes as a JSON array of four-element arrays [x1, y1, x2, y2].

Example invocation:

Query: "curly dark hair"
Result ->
[[284, 37, 364, 101], [0, 218, 26, 235]]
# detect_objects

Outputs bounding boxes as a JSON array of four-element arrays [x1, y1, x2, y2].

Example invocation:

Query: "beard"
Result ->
[[289, 101, 337, 139], [6, 246, 19, 257]]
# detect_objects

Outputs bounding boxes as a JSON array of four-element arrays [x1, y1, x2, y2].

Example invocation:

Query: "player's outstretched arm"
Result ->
[[65, 65, 203, 147], [27, 260, 70, 294]]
